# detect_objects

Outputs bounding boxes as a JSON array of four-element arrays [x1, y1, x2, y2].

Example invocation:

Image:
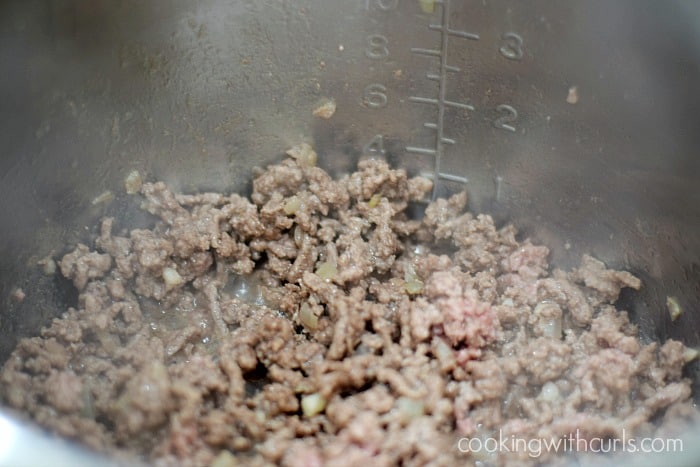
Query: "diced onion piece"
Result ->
[[300, 302, 318, 330], [210, 450, 237, 467], [534, 302, 563, 339], [284, 195, 302, 215], [433, 339, 456, 372], [434, 339, 454, 362], [315, 262, 337, 282], [301, 393, 326, 417], [683, 347, 699, 363], [91, 190, 114, 206], [368, 194, 381, 208], [38, 256, 56, 275], [163, 267, 184, 288], [396, 397, 424, 420], [10, 288, 25, 303], [124, 170, 143, 194], [566, 86, 579, 105], [404, 266, 423, 295], [294, 225, 305, 247], [419, 0, 436, 13], [667, 296, 683, 321], [286, 143, 317, 167], [405, 280, 424, 295], [541, 317, 562, 339], [312, 98, 336, 119]]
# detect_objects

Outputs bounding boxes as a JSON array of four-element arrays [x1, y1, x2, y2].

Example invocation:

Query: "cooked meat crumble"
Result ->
[[2, 149, 697, 466]]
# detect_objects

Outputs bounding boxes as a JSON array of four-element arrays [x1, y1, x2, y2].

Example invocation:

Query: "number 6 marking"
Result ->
[[363, 84, 388, 109]]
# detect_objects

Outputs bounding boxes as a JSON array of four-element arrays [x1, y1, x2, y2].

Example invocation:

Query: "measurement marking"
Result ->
[[409, 96, 439, 105], [444, 100, 474, 110], [427, 66, 460, 80], [406, 146, 437, 155], [494, 174, 503, 201], [494, 104, 518, 131], [419, 171, 469, 184], [438, 172, 468, 183], [410, 96, 475, 112], [407, 0, 478, 199], [448, 30, 480, 40], [428, 24, 480, 40], [499, 32, 524, 60], [410, 47, 442, 57]]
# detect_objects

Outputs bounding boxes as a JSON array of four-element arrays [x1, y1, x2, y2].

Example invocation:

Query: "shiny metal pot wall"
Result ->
[[0, 0, 699, 463]]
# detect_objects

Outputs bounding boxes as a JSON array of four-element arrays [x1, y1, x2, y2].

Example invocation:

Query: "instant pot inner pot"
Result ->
[[1, 0, 699, 463]]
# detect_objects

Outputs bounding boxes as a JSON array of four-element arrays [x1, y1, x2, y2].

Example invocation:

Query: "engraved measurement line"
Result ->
[[427, 66, 460, 80], [406, 146, 437, 155], [438, 172, 468, 183], [410, 47, 442, 57], [428, 24, 480, 41], [408, 96, 474, 111], [410, 48, 474, 65], [409, 96, 438, 105], [444, 100, 474, 110], [419, 171, 469, 184], [421, 123, 455, 144]]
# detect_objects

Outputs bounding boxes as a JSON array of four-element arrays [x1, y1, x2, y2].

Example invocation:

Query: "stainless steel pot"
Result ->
[[1, 0, 699, 464]]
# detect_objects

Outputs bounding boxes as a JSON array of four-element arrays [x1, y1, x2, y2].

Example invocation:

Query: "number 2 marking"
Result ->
[[494, 105, 518, 132]]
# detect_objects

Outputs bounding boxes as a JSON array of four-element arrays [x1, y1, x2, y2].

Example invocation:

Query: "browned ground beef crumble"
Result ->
[[1, 149, 698, 466]]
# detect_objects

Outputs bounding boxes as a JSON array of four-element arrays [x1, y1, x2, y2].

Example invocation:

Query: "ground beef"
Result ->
[[1, 150, 698, 466]]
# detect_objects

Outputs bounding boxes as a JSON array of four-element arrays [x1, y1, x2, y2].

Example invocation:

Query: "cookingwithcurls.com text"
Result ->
[[457, 429, 683, 458]]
